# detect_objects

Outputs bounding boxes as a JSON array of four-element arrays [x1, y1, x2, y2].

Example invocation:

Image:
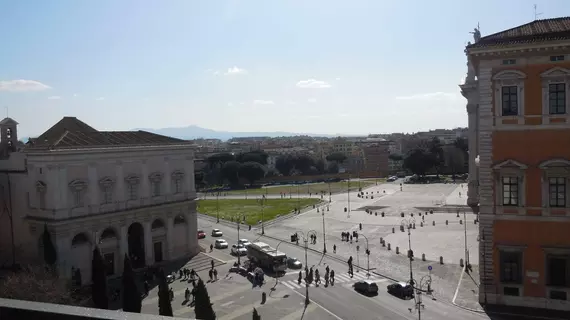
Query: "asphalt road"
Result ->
[[197, 217, 492, 320]]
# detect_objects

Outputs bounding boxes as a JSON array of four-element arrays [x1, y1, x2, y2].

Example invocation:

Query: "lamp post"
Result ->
[[295, 230, 317, 306], [273, 240, 285, 287], [234, 213, 245, 265], [258, 196, 266, 235], [297, 184, 300, 208], [318, 204, 327, 254], [360, 234, 370, 278], [463, 210, 469, 268], [347, 176, 351, 218], [328, 182, 332, 203], [216, 192, 220, 223], [411, 275, 432, 320], [401, 217, 416, 287]]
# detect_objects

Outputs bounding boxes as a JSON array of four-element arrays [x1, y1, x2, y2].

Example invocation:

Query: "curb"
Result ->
[[451, 266, 485, 313]]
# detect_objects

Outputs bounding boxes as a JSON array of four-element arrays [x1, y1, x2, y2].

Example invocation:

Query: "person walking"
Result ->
[[333, 244, 337, 253], [213, 268, 218, 281], [208, 269, 213, 281], [211, 259, 215, 269], [330, 269, 335, 285], [185, 288, 190, 301]]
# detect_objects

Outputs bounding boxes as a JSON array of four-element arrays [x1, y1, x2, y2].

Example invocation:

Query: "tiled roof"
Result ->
[[27, 117, 189, 150], [0, 117, 19, 126], [469, 17, 570, 49]]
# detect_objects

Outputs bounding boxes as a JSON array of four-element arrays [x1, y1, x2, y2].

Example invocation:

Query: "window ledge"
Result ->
[[542, 208, 570, 216], [496, 206, 526, 215], [542, 114, 570, 124]]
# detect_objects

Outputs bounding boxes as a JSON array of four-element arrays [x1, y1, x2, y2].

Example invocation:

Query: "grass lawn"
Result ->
[[197, 198, 321, 225], [224, 180, 380, 196]]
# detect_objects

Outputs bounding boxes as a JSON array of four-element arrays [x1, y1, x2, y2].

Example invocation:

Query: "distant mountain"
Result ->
[[133, 125, 336, 141]]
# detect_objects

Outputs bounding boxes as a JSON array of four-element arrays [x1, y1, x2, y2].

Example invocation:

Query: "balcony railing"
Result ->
[[29, 192, 197, 220]]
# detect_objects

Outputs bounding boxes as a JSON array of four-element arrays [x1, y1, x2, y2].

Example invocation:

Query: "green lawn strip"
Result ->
[[225, 180, 380, 196], [197, 198, 321, 225]]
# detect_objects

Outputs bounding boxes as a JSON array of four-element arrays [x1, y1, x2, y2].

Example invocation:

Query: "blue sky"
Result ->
[[1, 0, 569, 137]]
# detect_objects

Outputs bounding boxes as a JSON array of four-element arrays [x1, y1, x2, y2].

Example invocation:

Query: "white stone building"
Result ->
[[0, 117, 198, 284]]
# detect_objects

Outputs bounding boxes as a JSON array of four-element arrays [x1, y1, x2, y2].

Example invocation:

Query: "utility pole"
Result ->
[[216, 192, 220, 223], [328, 182, 331, 203], [347, 176, 351, 218], [463, 210, 468, 268], [401, 217, 416, 287], [260, 196, 265, 235], [236, 215, 241, 265], [321, 204, 327, 253]]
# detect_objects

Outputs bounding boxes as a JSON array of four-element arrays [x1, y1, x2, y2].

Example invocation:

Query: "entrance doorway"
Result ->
[[154, 242, 163, 263], [127, 222, 145, 269], [104, 252, 115, 276]]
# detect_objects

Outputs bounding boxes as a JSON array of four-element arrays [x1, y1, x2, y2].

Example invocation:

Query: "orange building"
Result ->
[[464, 18, 570, 311]]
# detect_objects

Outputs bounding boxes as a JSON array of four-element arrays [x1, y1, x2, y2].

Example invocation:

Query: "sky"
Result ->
[[1, 0, 569, 138]]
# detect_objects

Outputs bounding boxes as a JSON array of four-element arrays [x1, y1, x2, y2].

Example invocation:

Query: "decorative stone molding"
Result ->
[[492, 159, 528, 170], [98, 176, 115, 187], [492, 70, 526, 123], [541, 67, 570, 123], [148, 172, 164, 182], [35, 180, 47, 193], [124, 174, 140, 185], [171, 170, 185, 180], [538, 158, 570, 169], [69, 179, 88, 191]]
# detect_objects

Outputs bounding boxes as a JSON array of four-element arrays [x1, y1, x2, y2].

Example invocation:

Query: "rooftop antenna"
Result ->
[[534, 4, 542, 20], [5, 106, 8, 118]]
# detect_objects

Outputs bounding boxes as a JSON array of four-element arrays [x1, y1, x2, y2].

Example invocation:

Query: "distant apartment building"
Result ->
[[464, 18, 570, 311]]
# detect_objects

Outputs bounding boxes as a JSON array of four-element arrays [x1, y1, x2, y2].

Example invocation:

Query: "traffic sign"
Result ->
[[428, 266, 432, 271]]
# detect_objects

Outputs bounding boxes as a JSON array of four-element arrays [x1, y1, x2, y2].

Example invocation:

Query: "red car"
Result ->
[[197, 230, 206, 239]]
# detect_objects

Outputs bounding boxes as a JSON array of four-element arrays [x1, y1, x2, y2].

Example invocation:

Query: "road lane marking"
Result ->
[[277, 303, 317, 320], [172, 285, 253, 316], [289, 288, 343, 320], [282, 281, 300, 290], [217, 296, 281, 320], [336, 274, 351, 282]]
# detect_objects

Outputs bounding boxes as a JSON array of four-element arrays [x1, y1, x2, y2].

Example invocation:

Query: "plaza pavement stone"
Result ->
[[453, 268, 484, 312]]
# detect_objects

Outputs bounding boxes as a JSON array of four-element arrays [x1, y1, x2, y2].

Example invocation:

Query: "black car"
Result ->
[[387, 282, 414, 299]]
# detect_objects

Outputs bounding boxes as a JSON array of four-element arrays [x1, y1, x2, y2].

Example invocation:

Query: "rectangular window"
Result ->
[[502, 59, 516, 65], [501, 86, 519, 116], [152, 181, 161, 197], [550, 55, 565, 62], [547, 255, 570, 287], [38, 192, 46, 209], [549, 83, 566, 115], [502, 177, 519, 206], [128, 183, 138, 200], [174, 178, 182, 194], [549, 177, 566, 207], [500, 251, 523, 284], [102, 186, 113, 204], [73, 190, 83, 207]]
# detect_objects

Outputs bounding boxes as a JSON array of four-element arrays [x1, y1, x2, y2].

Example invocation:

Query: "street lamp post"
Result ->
[[259, 196, 266, 235], [401, 217, 416, 287], [235, 214, 244, 265], [463, 210, 469, 268], [297, 184, 300, 208], [360, 234, 370, 278], [295, 230, 317, 306], [411, 275, 431, 320], [320, 204, 327, 254], [216, 192, 220, 223], [347, 176, 351, 218], [328, 182, 332, 203]]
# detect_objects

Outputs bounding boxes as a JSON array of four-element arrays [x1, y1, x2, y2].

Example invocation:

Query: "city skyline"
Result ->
[[1, 0, 568, 138]]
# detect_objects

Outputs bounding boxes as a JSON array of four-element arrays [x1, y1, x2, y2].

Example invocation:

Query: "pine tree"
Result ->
[[157, 269, 173, 316], [122, 254, 142, 313], [194, 278, 216, 320], [42, 224, 57, 266], [253, 307, 261, 320], [91, 246, 108, 309]]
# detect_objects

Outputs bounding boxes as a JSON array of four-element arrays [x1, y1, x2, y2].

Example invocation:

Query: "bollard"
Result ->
[[392, 227, 395, 233], [382, 212, 385, 217], [371, 196, 374, 199], [440, 256, 444, 264], [412, 223, 416, 229], [411, 213, 414, 217], [422, 215, 425, 221], [387, 243, 391, 250], [432, 221, 435, 226], [425, 211, 428, 215], [456, 212, 460, 218], [422, 253, 426, 261], [420, 222, 423, 227], [380, 237, 383, 243], [396, 247, 399, 254], [366, 196, 368, 199], [460, 219, 463, 225], [419, 212, 422, 216], [446, 220, 448, 225], [430, 210, 433, 214], [401, 212, 404, 217], [382, 240, 385, 247], [474, 219, 477, 224], [460, 258, 464, 268]]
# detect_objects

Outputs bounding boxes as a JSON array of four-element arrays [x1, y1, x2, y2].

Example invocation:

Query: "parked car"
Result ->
[[231, 244, 247, 256], [387, 176, 397, 182], [211, 229, 223, 237], [387, 282, 414, 299], [238, 239, 251, 247], [214, 239, 228, 249], [287, 257, 302, 269], [197, 230, 206, 239], [353, 280, 379, 294]]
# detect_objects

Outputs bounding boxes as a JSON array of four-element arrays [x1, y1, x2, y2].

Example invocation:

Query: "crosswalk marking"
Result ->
[[279, 273, 390, 290], [173, 285, 252, 316]]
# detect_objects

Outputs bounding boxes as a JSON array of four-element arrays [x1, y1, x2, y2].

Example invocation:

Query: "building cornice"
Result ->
[[467, 40, 570, 56]]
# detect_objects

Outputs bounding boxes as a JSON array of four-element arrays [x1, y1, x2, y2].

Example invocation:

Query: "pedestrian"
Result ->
[[208, 269, 213, 281], [169, 288, 174, 301], [333, 244, 337, 253], [350, 235, 353, 243], [144, 280, 149, 296], [185, 288, 190, 301], [190, 268, 196, 280], [211, 259, 215, 269], [213, 268, 218, 281], [179, 269, 183, 279], [210, 243, 213, 252], [298, 271, 302, 284], [330, 270, 335, 285]]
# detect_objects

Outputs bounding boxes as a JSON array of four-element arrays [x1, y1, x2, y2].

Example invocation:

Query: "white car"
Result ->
[[214, 239, 228, 249], [211, 229, 223, 237], [238, 239, 251, 247], [231, 244, 247, 256]]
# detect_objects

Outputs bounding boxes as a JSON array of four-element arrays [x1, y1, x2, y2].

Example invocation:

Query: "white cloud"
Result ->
[[227, 102, 234, 107], [73, 93, 79, 97], [307, 98, 317, 103], [296, 79, 331, 89], [225, 66, 247, 75], [253, 100, 274, 105], [47, 96, 61, 100], [335, 77, 341, 81], [395, 92, 462, 101], [96, 97, 105, 101], [0, 80, 51, 92]]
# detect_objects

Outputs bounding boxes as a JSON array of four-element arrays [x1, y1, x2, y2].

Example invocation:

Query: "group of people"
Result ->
[[341, 231, 359, 242], [299, 265, 335, 287], [177, 268, 198, 282]]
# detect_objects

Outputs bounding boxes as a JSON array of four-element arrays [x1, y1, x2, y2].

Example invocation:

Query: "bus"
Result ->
[[246, 242, 288, 273]]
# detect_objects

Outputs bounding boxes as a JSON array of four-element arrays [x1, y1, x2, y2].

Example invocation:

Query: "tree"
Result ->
[[388, 153, 403, 161], [275, 155, 295, 176], [91, 247, 108, 309], [403, 149, 431, 176], [315, 159, 326, 174], [157, 269, 173, 316], [194, 278, 216, 320], [253, 307, 261, 320], [0, 265, 89, 306], [236, 151, 268, 165], [221, 160, 242, 185], [326, 152, 347, 164], [239, 161, 266, 184], [326, 162, 339, 174], [427, 137, 444, 176], [42, 224, 57, 266], [294, 155, 315, 174], [207, 153, 235, 169], [122, 255, 142, 313]]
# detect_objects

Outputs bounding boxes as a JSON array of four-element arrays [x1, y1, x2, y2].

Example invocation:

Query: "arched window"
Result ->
[[100, 228, 117, 240], [151, 219, 165, 230], [71, 233, 90, 246], [174, 215, 185, 225]]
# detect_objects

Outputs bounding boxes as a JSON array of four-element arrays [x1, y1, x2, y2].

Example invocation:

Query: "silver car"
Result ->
[[214, 239, 228, 249]]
